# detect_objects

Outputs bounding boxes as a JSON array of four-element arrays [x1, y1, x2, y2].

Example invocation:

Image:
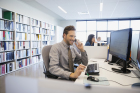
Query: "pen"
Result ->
[[86, 71, 89, 77]]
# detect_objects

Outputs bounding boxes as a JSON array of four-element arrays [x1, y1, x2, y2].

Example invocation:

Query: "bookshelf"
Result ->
[[0, 7, 56, 76]]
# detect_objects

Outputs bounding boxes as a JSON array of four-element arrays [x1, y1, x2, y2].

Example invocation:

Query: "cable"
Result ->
[[99, 67, 140, 78], [99, 80, 133, 86]]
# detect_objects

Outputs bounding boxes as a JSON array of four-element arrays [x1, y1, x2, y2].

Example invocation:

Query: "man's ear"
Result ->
[[63, 33, 66, 39]]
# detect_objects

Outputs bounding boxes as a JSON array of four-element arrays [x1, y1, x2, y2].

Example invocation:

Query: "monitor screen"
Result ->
[[107, 37, 110, 45], [137, 40, 140, 69], [109, 28, 132, 61]]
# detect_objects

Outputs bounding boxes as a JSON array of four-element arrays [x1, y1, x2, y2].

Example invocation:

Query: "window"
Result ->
[[108, 21, 118, 30], [119, 20, 130, 30], [76, 32, 87, 44], [97, 21, 107, 31], [97, 32, 107, 41], [87, 21, 96, 31], [76, 19, 140, 45], [87, 31, 96, 39], [131, 20, 140, 30], [76, 21, 86, 31]]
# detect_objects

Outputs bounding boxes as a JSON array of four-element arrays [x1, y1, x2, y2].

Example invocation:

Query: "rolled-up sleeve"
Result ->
[[49, 45, 72, 79]]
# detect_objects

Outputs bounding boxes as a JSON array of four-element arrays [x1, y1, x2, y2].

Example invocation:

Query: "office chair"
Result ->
[[42, 45, 58, 79]]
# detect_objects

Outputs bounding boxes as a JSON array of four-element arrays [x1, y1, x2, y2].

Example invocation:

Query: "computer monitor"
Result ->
[[109, 28, 132, 73], [137, 40, 140, 71]]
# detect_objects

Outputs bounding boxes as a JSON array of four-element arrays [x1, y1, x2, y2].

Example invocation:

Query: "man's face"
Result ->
[[64, 30, 76, 45]]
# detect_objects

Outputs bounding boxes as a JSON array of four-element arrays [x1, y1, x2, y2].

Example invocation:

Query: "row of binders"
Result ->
[[0, 20, 14, 31], [32, 55, 42, 64], [16, 58, 31, 70], [17, 41, 30, 49], [42, 29, 49, 34], [0, 42, 14, 51], [16, 50, 30, 59], [42, 35, 49, 41], [31, 27, 42, 33], [0, 31, 14, 41], [32, 41, 41, 48], [0, 62, 15, 75], [16, 23, 30, 32], [42, 41, 47, 47], [32, 34, 41, 40], [16, 33, 30, 40], [16, 14, 30, 25], [32, 48, 41, 55], [0, 52, 15, 63]]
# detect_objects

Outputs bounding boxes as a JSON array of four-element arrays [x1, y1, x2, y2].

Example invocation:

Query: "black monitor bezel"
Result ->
[[109, 28, 132, 61]]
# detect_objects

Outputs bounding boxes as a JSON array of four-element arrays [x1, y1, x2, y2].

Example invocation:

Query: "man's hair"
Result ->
[[63, 25, 76, 38]]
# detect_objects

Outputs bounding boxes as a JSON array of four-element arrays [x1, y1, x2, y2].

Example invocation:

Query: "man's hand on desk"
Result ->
[[69, 64, 86, 78]]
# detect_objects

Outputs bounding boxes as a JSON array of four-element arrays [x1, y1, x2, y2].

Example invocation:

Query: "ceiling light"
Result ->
[[58, 6, 67, 13], [100, 3, 103, 11], [78, 11, 89, 15]]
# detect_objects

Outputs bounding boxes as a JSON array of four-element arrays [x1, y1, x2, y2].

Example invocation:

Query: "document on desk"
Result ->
[[89, 59, 97, 62], [83, 77, 110, 86]]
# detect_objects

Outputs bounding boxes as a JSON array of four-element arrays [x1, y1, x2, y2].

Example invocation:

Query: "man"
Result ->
[[49, 25, 88, 80]]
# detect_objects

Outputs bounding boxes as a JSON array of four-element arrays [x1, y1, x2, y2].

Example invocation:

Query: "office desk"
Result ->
[[75, 58, 140, 88]]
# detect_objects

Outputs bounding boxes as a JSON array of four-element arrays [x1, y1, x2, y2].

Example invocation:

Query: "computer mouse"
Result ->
[[87, 76, 99, 82]]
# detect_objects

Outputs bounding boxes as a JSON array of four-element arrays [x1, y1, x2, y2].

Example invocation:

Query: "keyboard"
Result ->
[[85, 63, 100, 75]]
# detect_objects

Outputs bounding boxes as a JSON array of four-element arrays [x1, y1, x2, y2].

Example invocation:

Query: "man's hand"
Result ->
[[75, 40, 85, 52], [69, 64, 86, 78]]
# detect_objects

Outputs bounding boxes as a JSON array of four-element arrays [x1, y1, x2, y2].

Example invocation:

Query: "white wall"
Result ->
[[0, 0, 60, 26], [56, 26, 64, 43], [59, 20, 76, 28]]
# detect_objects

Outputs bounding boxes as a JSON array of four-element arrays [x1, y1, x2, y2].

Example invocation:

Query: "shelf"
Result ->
[[16, 40, 30, 41], [32, 47, 41, 49], [50, 40, 54, 42], [32, 54, 41, 56], [0, 30, 14, 32], [43, 34, 49, 36], [31, 33, 42, 35], [32, 40, 41, 42], [0, 60, 15, 64], [42, 40, 48, 41], [0, 18, 14, 21], [16, 48, 30, 51], [16, 31, 30, 33], [0, 40, 14, 41], [17, 56, 30, 60], [0, 70, 16, 77], [51, 35, 55, 36], [16, 22, 30, 26], [0, 50, 15, 52]]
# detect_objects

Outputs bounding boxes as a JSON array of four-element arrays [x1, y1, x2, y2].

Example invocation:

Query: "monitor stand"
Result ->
[[132, 83, 140, 88], [112, 68, 131, 74]]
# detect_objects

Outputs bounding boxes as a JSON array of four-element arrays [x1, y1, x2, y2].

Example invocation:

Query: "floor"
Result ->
[[0, 62, 45, 93]]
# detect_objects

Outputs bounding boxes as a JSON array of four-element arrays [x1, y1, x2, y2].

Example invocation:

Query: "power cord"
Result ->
[[99, 67, 140, 78]]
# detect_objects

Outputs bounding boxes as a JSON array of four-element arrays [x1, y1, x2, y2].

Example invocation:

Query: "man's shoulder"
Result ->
[[51, 42, 62, 49]]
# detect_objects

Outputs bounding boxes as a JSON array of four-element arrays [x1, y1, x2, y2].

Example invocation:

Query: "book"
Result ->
[[2, 64, 6, 74], [6, 63, 10, 73], [0, 65, 1, 75], [3, 11, 12, 20], [0, 8, 2, 18], [0, 20, 4, 30]]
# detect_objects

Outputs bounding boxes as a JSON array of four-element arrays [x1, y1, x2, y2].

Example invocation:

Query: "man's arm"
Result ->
[[74, 42, 88, 66], [74, 48, 88, 66], [49, 45, 71, 79]]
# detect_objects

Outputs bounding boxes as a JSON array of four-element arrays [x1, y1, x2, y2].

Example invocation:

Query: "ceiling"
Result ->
[[21, 0, 140, 20]]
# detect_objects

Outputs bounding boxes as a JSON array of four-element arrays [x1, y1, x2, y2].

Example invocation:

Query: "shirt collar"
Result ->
[[62, 40, 71, 49]]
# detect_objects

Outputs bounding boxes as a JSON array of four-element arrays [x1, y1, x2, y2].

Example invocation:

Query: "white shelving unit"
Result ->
[[0, 7, 56, 76]]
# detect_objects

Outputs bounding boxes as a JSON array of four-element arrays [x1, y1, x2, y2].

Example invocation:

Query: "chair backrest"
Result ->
[[42, 45, 52, 71]]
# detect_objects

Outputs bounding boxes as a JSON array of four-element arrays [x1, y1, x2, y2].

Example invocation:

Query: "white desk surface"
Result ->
[[75, 58, 140, 88]]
